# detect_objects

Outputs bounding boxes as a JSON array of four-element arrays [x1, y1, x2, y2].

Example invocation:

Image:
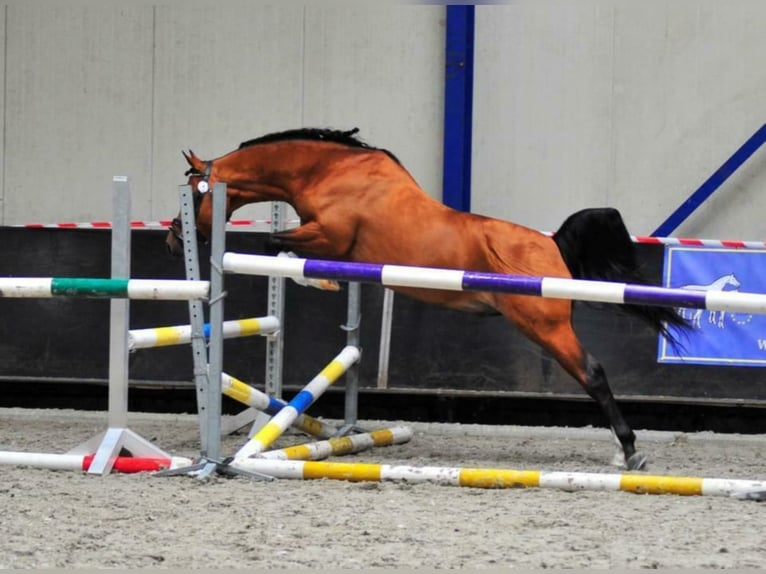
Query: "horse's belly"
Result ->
[[389, 286, 498, 315]]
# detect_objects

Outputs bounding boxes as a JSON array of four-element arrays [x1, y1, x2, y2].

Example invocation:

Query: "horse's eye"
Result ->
[[197, 181, 209, 193]]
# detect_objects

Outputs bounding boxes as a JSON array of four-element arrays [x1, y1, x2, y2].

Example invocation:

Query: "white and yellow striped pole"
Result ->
[[258, 426, 413, 461], [234, 346, 361, 460], [128, 316, 279, 350], [230, 458, 766, 498], [221, 372, 336, 439]]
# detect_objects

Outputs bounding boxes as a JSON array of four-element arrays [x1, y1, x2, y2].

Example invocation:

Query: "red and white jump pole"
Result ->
[[0, 450, 193, 474]]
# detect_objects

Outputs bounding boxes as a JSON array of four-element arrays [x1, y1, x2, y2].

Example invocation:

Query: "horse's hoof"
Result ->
[[263, 237, 287, 256], [307, 278, 341, 291], [626, 452, 648, 471]]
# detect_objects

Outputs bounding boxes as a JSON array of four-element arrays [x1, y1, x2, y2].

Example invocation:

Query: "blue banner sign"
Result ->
[[658, 247, 766, 367]]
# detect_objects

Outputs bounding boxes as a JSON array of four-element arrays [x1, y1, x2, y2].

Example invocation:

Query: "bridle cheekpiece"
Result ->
[[170, 160, 213, 243]]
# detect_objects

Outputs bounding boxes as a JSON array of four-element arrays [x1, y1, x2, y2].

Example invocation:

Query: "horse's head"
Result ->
[[725, 273, 742, 290], [165, 150, 222, 256]]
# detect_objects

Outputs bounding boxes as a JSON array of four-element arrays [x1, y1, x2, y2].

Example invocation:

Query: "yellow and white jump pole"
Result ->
[[257, 426, 413, 461], [221, 372, 336, 439], [128, 316, 279, 350], [234, 346, 361, 460], [230, 458, 766, 498]]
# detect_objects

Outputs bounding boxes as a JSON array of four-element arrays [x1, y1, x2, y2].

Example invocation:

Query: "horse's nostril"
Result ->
[[166, 241, 181, 257]]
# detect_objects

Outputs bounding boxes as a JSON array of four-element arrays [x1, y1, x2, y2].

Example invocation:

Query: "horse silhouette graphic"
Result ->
[[679, 273, 741, 328]]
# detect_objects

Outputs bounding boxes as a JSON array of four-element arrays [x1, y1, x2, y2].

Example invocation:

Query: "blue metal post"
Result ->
[[653, 123, 766, 236], [442, 5, 475, 212]]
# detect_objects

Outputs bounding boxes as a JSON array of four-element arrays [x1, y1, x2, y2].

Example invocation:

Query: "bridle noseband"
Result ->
[[170, 161, 213, 243]]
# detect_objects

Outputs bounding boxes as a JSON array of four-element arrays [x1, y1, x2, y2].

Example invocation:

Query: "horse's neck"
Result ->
[[222, 143, 338, 206]]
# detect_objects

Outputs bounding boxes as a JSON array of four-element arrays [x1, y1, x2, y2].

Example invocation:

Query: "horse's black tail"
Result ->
[[552, 207, 689, 347]]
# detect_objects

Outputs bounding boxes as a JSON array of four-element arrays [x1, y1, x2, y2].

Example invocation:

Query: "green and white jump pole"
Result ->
[[0, 277, 209, 300]]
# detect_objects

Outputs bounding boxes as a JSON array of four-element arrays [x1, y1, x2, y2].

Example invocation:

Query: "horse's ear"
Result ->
[[182, 149, 206, 173]]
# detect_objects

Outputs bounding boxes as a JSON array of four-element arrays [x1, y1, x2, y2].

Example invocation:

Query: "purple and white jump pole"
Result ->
[[221, 253, 766, 314]]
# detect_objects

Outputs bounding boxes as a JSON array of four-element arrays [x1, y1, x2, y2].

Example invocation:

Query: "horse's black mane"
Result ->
[[238, 127, 400, 164]]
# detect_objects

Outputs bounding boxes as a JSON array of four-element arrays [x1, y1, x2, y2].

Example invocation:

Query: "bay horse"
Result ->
[[166, 127, 688, 470]]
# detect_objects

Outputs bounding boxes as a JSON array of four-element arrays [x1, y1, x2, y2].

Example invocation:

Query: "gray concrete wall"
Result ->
[[472, 1, 766, 238], [0, 2, 764, 242], [0, 4, 444, 226], [3, 4, 155, 225]]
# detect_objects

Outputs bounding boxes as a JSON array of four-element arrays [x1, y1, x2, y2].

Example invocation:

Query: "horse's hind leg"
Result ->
[[501, 302, 647, 470], [581, 353, 647, 470]]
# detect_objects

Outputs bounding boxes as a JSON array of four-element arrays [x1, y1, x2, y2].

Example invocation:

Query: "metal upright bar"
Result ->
[[158, 182, 272, 481], [376, 288, 395, 389], [179, 184, 211, 455], [343, 282, 362, 427], [205, 182, 228, 461], [108, 176, 131, 429], [79, 176, 173, 475], [265, 201, 286, 398]]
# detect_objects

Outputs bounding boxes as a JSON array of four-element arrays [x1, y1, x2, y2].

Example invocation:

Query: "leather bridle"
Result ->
[[169, 161, 213, 243]]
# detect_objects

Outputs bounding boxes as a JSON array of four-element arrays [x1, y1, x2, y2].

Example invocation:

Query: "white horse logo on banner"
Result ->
[[679, 273, 741, 328]]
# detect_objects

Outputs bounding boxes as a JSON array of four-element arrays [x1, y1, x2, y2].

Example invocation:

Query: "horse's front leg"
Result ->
[[268, 221, 347, 258], [263, 223, 344, 291]]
